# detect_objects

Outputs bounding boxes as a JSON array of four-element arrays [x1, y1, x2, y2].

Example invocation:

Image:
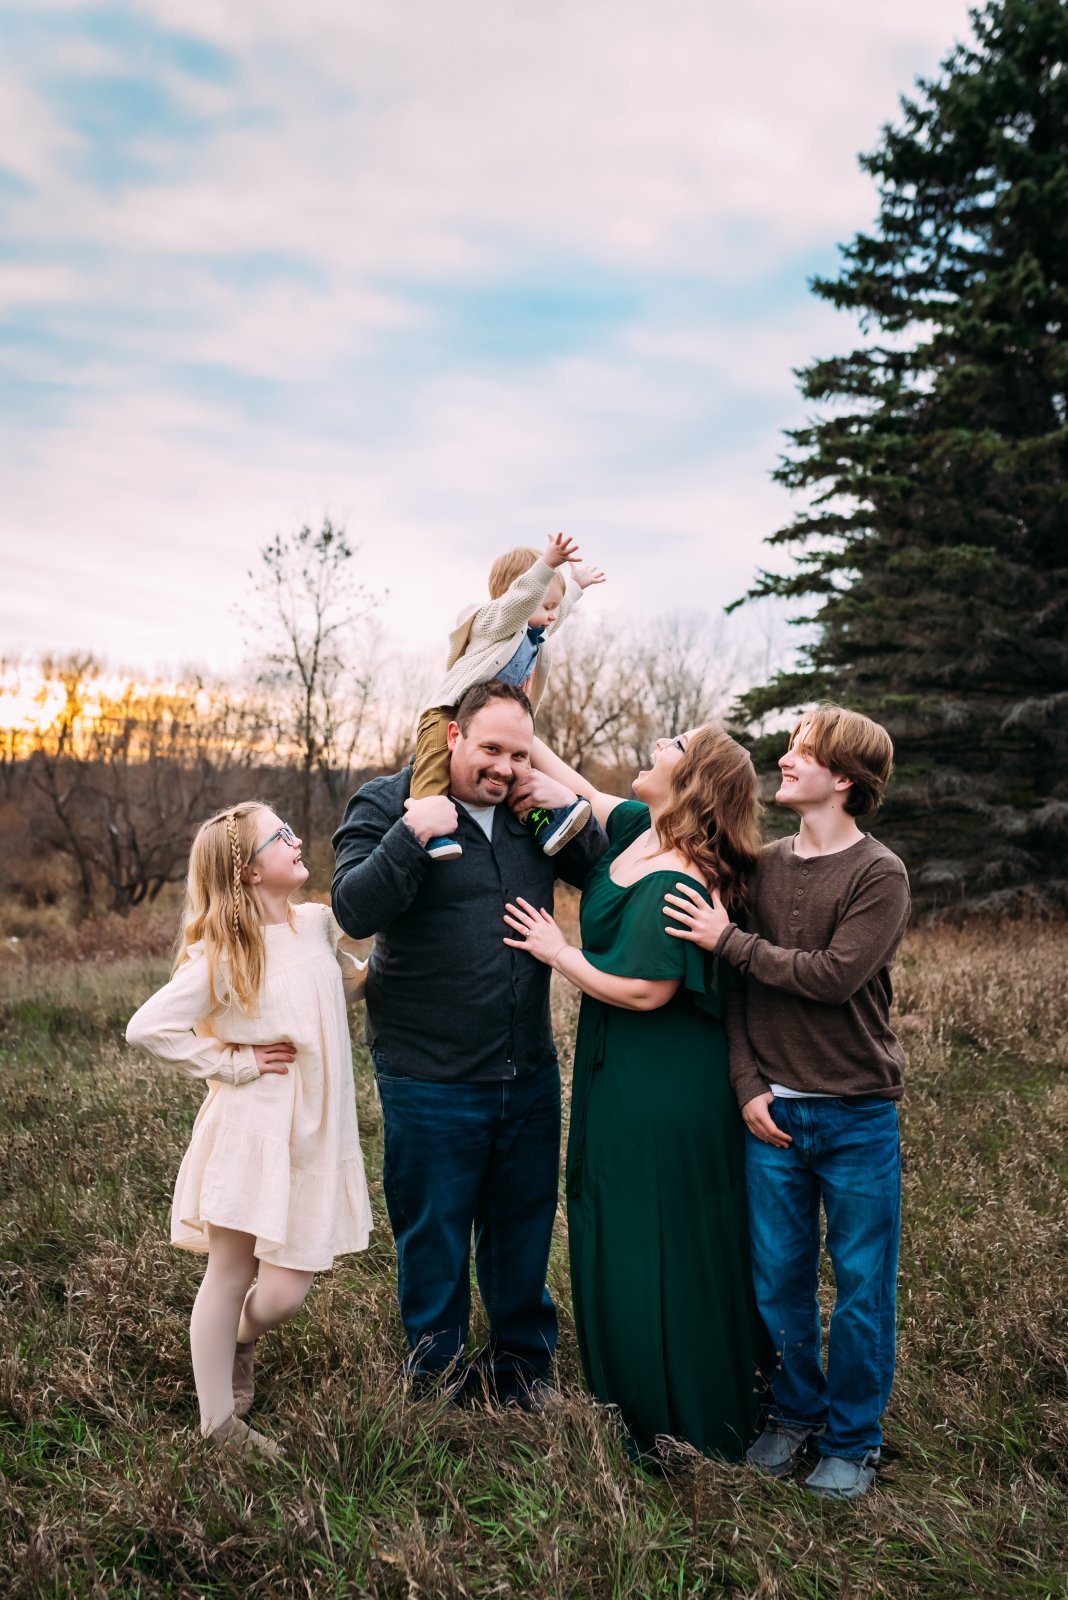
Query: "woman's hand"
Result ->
[[508, 770, 578, 817], [253, 1041, 296, 1075], [663, 882, 730, 951], [503, 898, 569, 965]]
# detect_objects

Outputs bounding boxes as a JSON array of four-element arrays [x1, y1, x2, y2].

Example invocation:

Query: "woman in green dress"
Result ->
[[504, 725, 766, 1461]]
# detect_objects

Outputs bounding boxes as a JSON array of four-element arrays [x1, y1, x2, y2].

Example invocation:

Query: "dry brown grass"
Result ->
[[0, 918, 1065, 1599]]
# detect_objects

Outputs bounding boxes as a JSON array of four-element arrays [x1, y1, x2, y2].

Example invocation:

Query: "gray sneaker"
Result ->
[[746, 1422, 820, 1477], [805, 1449, 880, 1500]]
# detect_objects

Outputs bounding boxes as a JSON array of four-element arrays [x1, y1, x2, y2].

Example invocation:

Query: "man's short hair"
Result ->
[[454, 680, 534, 734], [790, 704, 895, 817]]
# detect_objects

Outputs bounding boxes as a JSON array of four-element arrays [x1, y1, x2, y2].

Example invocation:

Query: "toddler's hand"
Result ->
[[543, 532, 580, 570], [254, 1041, 296, 1075], [572, 561, 606, 590]]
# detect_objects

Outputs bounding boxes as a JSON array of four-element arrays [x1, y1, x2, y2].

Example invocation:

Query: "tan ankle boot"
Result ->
[[206, 1412, 282, 1461], [232, 1341, 256, 1419]]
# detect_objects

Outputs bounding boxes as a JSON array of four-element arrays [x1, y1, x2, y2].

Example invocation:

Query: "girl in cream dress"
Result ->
[[126, 802, 372, 1458]]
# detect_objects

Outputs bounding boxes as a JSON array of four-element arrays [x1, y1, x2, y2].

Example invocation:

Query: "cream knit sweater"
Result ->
[[423, 558, 581, 713]]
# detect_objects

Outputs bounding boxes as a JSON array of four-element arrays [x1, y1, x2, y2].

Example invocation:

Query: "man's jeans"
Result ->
[[372, 1047, 560, 1402], [746, 1094, 901, 1460]]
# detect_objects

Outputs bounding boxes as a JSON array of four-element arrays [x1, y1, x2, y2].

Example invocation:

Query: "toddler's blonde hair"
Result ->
[[174, 801, 284, 1012], [488, 546, 566, 601]]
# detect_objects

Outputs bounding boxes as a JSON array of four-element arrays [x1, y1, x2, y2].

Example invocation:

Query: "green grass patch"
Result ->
[[0, 929, 1066, 1598]]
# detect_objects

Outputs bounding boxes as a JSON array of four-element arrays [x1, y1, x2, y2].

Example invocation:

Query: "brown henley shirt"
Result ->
[[718, 832, 911, 1107]]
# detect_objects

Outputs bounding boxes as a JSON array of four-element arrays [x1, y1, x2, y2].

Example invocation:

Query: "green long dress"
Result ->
[[566, 800, 765, 1460]]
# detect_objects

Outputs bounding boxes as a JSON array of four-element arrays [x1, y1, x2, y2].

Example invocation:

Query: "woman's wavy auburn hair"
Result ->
[[656, 726, 762, 914], [174, 800, 282, 1013]]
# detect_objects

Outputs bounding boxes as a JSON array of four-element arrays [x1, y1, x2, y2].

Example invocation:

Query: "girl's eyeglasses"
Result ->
[[253, 822, 298, 856]]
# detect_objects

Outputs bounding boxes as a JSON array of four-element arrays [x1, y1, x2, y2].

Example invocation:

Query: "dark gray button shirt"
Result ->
[[331, 767, 607, 1082]]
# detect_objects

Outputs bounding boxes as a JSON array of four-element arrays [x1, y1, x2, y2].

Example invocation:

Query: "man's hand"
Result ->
[[508, 770, 578, 816], [543, 532, 581, 570], [742, 1092, 792, 1147], [502, 897, 569, 965], [402, 795, 459, 845], [253, 1041, 296, 1076], [663, 881, 731, 950], [572, 561, 606, 590]]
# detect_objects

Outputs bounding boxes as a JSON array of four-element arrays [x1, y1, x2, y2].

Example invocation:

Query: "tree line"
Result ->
[[4, 0, 1065, 920], [0, 582, 768, 920]]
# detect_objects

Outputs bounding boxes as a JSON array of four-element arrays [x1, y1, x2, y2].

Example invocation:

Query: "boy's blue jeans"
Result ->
[[745, 1094, 901, 1460], [372, 1046, 560, 1402]]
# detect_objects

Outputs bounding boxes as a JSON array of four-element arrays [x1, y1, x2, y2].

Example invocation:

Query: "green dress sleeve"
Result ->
[[605, 799, 653, 849], [583, 872, 719, 1007]]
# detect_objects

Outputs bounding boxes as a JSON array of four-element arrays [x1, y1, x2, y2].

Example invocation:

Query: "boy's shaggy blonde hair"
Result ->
[[174, 800, 287, 1012], [488, 546, 566, 601], [790, 705, 895, 817]]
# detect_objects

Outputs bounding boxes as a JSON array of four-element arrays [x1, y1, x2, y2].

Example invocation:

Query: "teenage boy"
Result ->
[[663, 705, 910, 1499]]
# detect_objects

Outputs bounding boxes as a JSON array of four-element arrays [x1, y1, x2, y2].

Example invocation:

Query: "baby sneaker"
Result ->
[[524, 798, 592, 856], [426, 835, 462, 860]]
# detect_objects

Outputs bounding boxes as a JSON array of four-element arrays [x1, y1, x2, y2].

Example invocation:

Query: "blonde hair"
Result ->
[[657, 726, 762, 914], [173, 801, 281, 1012], [789, 704, 894, 817], [487, 546, 565, 602]]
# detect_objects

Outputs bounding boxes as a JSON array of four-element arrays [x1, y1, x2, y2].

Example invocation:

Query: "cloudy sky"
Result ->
[[2, 0, 976, 680]]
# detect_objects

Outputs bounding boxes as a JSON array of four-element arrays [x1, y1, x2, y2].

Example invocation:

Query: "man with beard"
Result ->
[[331, 680, 606, 1405]]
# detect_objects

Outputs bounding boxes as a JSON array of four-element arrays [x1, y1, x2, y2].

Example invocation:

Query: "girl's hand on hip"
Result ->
[[253, 1041, 296, 1075], [663, 882, 730, 950], [503, 898, 568, 965]]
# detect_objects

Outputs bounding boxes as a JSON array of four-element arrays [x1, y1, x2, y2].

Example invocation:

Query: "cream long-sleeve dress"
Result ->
[[126, 902, 372, 1272]]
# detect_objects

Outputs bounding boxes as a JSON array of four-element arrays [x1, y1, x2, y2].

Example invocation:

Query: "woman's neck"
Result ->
[[644, 800, 667, 852]]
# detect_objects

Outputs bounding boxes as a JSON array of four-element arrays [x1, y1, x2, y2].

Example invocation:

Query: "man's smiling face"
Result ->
[[447, 700, 534, 806]]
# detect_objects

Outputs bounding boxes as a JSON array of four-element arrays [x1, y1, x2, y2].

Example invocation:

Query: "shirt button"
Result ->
[[802, 868, 810, 876]]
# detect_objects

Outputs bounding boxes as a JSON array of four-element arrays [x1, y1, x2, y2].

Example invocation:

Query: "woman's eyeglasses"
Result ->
[[253, 822, 298, 856]]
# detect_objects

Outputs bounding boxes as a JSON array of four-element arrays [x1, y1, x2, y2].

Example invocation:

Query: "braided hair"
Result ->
[[173, 801, 272, 1012], [224, 809, 245, 933]]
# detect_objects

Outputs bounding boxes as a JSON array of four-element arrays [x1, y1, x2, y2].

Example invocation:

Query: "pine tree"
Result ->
[[734, 0, 1068, 910]]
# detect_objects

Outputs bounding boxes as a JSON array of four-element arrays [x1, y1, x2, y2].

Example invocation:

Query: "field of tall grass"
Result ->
[[1, 915, 1065, 1599]]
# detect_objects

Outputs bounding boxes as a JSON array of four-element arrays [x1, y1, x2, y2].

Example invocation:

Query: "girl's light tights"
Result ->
[[189, 1223, 315, 1434]]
